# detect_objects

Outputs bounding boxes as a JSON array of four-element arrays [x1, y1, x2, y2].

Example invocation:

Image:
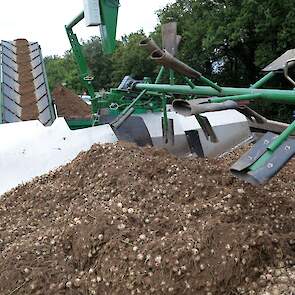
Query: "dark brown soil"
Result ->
[[0, 143, 295, 295], [52, 85, 91, 119], [15, 39, 39, 121]]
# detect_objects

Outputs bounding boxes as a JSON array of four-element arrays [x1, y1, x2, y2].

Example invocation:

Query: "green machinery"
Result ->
[[65, 1, 295, 185]]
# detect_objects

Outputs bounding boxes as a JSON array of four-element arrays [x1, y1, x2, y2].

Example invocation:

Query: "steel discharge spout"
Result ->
[[173, 99, 239, 116], [151, 49, 201, 79], [139, 38, 161, 54]]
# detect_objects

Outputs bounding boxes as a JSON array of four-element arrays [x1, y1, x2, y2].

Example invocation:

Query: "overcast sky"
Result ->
[[0, 0, 173, 57]]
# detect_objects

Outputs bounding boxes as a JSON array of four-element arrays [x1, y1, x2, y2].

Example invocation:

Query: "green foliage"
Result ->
[[158, 0, 295, 85], [44, 52, 83, 92], [45, 31, 158, 93], [110, 31, 159, 85], [45, 0, 295, 122], [83, 36, 113, 90], [157, 0, 295, 121]]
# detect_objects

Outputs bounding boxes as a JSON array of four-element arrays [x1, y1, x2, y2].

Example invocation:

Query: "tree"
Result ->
[[158, 0, 295, 86], [111, 31, 159, 85], [83, 36, 113, 90], [44, 52, 83, 92], [158, 0, 295, 121]]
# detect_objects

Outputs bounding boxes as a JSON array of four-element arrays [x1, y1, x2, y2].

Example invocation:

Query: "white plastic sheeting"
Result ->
[[0, 118, 117, 196], [0, 110, 251, 196]]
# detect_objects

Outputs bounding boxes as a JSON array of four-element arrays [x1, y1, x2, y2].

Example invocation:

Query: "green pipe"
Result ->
[[199, 76, 222, 92], [210, 93, 263, 103], [184, 77, 196, 89], [135, 83, 295, 104], [66, 11, 84, 29], [250, 72, 275, 89], [65, 12, 97, 116], [119, 90, 147, 116], [155, 66, 165, 84], [268, 120, 295, 151], [169, 70, 176, 85], [250, 120, 295, 171]]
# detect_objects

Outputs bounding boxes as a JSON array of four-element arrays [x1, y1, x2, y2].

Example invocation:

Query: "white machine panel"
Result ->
[[83, 0, 102, 26], [0, 118, 117, 196]]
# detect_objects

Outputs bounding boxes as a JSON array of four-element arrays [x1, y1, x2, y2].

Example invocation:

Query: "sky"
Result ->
[[0, 0, 174, 57]]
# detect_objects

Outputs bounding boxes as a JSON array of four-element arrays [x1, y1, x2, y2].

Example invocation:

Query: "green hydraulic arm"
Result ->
[[65, 0, 119, 115], [66, 12, 97, 114]]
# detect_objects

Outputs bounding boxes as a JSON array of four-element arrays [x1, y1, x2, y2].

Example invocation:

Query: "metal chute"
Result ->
[[231, 132, 295, 185]]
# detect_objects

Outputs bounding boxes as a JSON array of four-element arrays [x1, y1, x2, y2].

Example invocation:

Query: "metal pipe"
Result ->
[[250, 72, 275, 89], [139, 38, 161, 54], [143, 43, 222, 91], [66, 11, 84, 29], [169, 69, 175, 85], [210, 93, 263, 103], [184, 77, 196, 89], [173, 99, 238, 116], [268, 120, 295, 151], [110, 90, 147, 128], [199, 76, 222, 92], [155, 66, 165, 84], [151, 49, 202, 79], [135, 83, 295, 104]]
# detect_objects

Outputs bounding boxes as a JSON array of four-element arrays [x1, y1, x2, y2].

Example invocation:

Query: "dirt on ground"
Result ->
[[52, 85, 91, 119], [0, 142, 295, 295], [15, 39, 39, 121]]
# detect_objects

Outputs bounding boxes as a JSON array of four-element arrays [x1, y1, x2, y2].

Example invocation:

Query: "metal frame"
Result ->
[[64, 8, 295, 184], [39, 46, 57, 123], [0, 44, 3, 124]]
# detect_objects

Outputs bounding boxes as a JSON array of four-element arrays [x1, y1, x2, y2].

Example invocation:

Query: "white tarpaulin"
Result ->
[[0, 118, 117, 196]]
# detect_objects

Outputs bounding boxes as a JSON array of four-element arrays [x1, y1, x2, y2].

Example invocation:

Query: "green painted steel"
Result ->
[[118, 90, 147, 116], [155, 66, 165, 84], [67, 118, 94, 130], [169, 70, 176, 85], [99, 0, 119, 54], [250, 72, 275, 89], [65, 15, 96, 102], [63, 8, 295, 184], [184, 77, 196, 89], [250, 120, 295, 171], [135, 83, 295, 104], [66, 2, 119, 116], [268, 120, 295, 151], [102, 88, 163, 115], [199, 76, 222, 92], [66, 11, 84, 29], [210, 93, 263, 103]]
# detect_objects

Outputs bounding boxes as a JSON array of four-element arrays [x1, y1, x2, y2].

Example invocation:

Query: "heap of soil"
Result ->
[[0, 142, 295, 295], [15, 39, 39, 121], [52, 85, 91, 119]]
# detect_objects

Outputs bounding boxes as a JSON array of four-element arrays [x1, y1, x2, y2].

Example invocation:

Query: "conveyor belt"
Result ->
[[0, 39, 56, 125]]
